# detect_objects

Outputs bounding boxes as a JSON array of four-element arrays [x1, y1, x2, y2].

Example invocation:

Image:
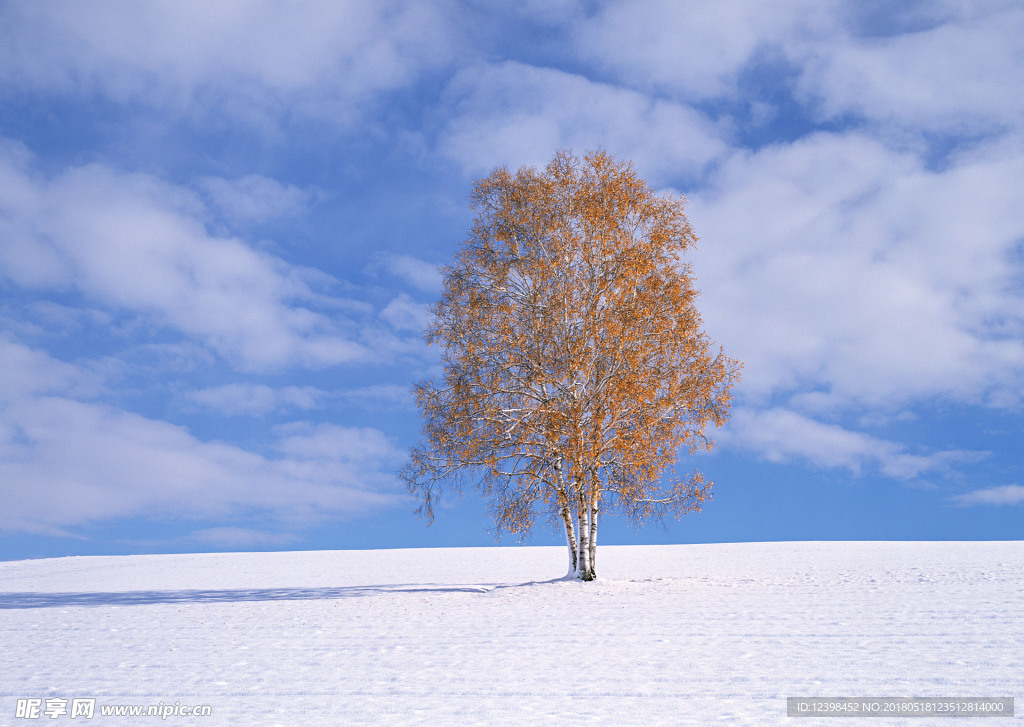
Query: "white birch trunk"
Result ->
[[575, 497, 593, 580], [555, 458, 577, 577], [561, 506, 577, 577], [588, 499, 598, 579]]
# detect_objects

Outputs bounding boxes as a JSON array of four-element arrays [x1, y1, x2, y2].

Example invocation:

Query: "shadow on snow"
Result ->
[[0, 578, 571, 609]]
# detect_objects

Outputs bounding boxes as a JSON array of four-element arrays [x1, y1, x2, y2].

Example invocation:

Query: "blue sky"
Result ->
[[1, 1, 1022, 560]]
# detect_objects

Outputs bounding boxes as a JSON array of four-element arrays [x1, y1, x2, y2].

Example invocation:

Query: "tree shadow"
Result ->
[[0, 578, 570, 609]]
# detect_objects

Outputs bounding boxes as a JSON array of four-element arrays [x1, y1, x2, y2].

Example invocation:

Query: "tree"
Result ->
[[401, 149, 741, 580]]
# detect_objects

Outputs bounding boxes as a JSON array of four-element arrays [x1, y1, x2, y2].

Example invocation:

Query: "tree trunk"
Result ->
[[555, 458, 577, 577], [588, 498, 598, 579], [561, 505, 577, 577], [575, 496, 594, 581], [576, 522, 592, 580]]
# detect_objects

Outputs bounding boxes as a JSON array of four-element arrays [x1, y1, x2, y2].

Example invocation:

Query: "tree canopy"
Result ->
[[401, 149, 741, 580]]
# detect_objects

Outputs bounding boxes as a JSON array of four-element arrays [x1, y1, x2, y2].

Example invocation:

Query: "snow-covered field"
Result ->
[[1, 542, 1020, 725]]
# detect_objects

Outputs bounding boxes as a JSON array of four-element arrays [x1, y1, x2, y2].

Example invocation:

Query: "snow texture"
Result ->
[[1, 542, 1021, 725]]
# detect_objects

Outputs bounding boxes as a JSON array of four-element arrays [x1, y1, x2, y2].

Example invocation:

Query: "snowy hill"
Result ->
[[1, 542, 1020, 725]]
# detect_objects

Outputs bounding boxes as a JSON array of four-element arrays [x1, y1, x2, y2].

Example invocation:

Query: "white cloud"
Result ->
[[0, 336, 98, 403], [188, 527, 298, 547], [0, 145, 374, 371], [380, 293, 431, 332], [0, 341, 406, 537], [437, 62, 728, 184], [0, 0, 1019, 527], [198, 175, 311, 225], [429, 15, 1024, 483], [723, 408, 983, 479], [187, 384, 326, 417], [796, 5, 1024, 133], [952, 484, 1024, 506], [186, 382, 414, 417], [0, 1, 455, 125], [688, 132, 1024, 409], [381, 254, 443, 293], [337, 384, 413, 411], [0, 396, 405, 536], [570, 0, 838, 100], [274, 422, 405, 464], [570, 1, 1023, 139]]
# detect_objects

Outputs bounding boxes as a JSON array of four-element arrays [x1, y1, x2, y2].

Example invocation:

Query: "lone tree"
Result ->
[[401, 149, 740, 580]]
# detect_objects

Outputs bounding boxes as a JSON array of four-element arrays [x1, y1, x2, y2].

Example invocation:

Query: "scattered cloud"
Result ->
[[688, 131, 1024, 409], [571, 1, 1024, 140], [198, 174, 312, 225], [274, 422, 405, 465], [0, 394, 404, 536], [0, 341, 406, 537], [952, 484, 1024, 507], [0, 1, 1021, 550], [438, 61, 728, 183], [380, 293, 431, 333], [0, 336, 100, 402], [187, 527, 299, 548], [0, 144, 374, 371], [187, 384, 326, 417], [570, 0, 837, 100], [186, 382, 414, 418], [723, 408, 985, 479], [380, 254, 443, 293], [337, 384, 413, 411], [0, 1, 457, 125], [796, 5, 1024, 133]]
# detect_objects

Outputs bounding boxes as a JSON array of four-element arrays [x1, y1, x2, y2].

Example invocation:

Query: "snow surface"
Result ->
[[1, 542, 1021, 725]]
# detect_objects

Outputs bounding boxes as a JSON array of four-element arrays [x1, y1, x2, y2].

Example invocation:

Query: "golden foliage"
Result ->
[[401, 150, 741, 572]]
